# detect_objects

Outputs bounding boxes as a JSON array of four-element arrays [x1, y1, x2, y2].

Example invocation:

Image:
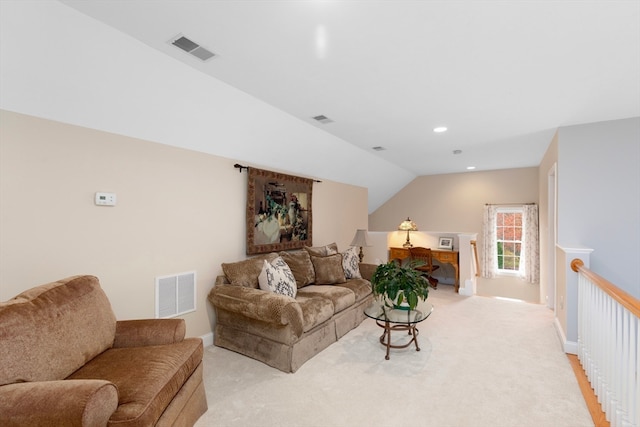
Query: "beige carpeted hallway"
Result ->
[[196, 285, 593, 427]]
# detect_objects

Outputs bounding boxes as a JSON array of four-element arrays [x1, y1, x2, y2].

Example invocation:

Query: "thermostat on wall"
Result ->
[[95, 192, 116, 206]]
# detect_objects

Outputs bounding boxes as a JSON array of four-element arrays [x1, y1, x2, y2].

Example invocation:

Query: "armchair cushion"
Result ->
[[67, 338, 203, 426], [0, 275, 116, 386]]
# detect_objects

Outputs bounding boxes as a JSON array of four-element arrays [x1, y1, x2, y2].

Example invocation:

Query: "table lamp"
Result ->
[[398, 217, 418, 248], [350, 229, 372, 262]]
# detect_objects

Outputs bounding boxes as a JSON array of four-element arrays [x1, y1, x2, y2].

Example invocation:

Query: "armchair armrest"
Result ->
[[208, 284, 304, 336], [113, 318, 186, 348], [0, 380, 118, 427]]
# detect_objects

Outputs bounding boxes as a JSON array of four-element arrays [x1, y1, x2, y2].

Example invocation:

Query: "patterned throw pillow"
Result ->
[[258, 257, 297, 298], [342, 246, 362, 279]]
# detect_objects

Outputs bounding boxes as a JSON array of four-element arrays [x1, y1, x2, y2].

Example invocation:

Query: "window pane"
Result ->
[[514, 214, 522, 226], [515, 242, 522, 256], [514, 226, 522, 241], [496, 227, 505, 240], [503, 242, 515, 254]]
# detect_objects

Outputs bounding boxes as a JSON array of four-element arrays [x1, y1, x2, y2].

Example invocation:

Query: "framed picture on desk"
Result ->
[[438, 237, 453, 250]]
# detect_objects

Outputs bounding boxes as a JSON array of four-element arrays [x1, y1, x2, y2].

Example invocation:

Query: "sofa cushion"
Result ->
[[67, 338, 203, 427], [341, 246, 362, 279], [311, 254, 346, 285], [279, 250, 315, 288], [297, 285, 356, 314], [258, 257, 297, 298], [336, 278, 372, 303], [304, 242, 338, 257], [222, 253, 279, 288], [0, 275, 116, 386], [295, 295, 335, 332]]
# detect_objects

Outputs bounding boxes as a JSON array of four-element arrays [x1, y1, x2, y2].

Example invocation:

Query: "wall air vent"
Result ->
[[169, 34, 216, 62], [372, 146, 386, 151], [312, 115, 334, 124], [155, 271, 196, 318]]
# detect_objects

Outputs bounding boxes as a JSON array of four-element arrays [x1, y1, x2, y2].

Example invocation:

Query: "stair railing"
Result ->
[[571, 259, 639, 427]]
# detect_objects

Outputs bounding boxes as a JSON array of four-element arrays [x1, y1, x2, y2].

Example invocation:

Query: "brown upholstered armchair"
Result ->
[[0, 275, 207, 426]]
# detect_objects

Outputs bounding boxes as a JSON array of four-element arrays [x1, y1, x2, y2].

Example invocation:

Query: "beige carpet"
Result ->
[[196, 285, 593, 427]]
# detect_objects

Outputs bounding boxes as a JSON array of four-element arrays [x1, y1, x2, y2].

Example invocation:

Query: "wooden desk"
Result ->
[[389, 247, 460, 292]]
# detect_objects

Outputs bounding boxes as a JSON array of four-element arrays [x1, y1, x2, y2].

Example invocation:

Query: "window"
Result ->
[[496, 208, 523, 273]]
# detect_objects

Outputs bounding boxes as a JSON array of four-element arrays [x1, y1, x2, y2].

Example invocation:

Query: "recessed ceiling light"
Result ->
[[433, 126, 448, 133], [372, 146, 386, 151], [467, 166, 476, 170], [453, 149, 462, 155]]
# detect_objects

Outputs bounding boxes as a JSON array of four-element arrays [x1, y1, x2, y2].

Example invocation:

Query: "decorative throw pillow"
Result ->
[[341, 246, 362, 279], [279, 250, 315, 288], [304, 243, 338, 257], [258, 257, 297, 298], [222, 253, 279, 288], [311, 253, 346, 285]]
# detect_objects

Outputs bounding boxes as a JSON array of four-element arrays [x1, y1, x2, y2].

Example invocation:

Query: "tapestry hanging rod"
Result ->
[[485, 202, 536, 206], [233, 163, 322, 182]]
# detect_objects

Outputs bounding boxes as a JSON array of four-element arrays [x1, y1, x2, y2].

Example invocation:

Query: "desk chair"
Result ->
[[409, 247, 440, 289]]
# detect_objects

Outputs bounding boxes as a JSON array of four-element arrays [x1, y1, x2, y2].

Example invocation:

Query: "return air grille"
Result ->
[[155, 271, 196, 318], [170, 35, 216, 62]]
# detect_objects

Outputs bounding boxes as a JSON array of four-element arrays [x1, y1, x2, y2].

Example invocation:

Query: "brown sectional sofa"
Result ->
[[0, 275, 207, 426], [208, 245, 375, 373]]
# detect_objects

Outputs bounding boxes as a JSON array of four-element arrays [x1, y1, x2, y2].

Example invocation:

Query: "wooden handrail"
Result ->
[[571, 258, 640, 318]]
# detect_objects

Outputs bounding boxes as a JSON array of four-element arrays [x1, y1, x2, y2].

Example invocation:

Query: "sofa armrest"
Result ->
[[0, 380, 118, 426], [113, 319, 186, 348], [208, 284, 304, 336], [359, 263, 377, 281]]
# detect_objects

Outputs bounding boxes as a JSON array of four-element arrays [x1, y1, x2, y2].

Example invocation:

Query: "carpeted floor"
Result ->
[[195, 285, 593, 427]]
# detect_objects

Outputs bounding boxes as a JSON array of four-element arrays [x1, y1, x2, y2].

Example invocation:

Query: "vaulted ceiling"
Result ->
[[3, 1, 640, 211]]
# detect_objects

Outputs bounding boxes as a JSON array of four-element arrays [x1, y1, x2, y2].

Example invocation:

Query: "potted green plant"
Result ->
[[371, 260, 429, 311]]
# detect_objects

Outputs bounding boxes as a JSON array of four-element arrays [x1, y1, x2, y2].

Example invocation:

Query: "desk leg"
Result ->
[[453, 263, 459, 292]]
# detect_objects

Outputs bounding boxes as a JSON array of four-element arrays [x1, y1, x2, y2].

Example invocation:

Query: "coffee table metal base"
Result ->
[[375, 319, 420, 360]]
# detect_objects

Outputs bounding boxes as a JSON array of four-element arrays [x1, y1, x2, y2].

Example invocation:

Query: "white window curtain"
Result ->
[[481, 203, 539, 283], [520, 204, 540, 284], [481, 204, 498, 278]]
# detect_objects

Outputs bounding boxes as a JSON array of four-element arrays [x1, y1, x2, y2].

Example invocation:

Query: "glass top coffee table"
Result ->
[[364, 298, 434, 360]]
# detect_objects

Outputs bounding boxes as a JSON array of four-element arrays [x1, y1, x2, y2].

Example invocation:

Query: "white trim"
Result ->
[[200, 332, 214, 348], [553, 317, 578, 354]]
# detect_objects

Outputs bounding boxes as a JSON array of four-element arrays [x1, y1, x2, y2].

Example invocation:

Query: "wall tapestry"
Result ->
[[246, 167, 313, 255]]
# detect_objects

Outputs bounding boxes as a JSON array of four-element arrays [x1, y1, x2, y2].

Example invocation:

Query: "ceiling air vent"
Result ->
[[372, 146, 386, 151], [169, 34, 216, 62], [312, 115, 334, 124]]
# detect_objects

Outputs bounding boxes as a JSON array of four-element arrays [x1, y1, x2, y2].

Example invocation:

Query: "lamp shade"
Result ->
[[398, 217, 418, 232], [350, 229, 372, 247]]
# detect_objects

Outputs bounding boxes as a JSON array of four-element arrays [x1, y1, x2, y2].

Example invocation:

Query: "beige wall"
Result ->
[[368, 167, 540, 301], [537, 132, 558, 307], [0, 110, 368, 338], [369, 167, 539, 234]]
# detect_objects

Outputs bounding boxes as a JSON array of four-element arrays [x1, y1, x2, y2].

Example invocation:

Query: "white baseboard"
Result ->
[[200, 332, 214, 348], [553, 317, 577, 354]]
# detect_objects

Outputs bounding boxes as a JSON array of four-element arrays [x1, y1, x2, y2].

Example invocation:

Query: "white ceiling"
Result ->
[[60, 0, 640, 176], [3, 1, 637, 212]]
